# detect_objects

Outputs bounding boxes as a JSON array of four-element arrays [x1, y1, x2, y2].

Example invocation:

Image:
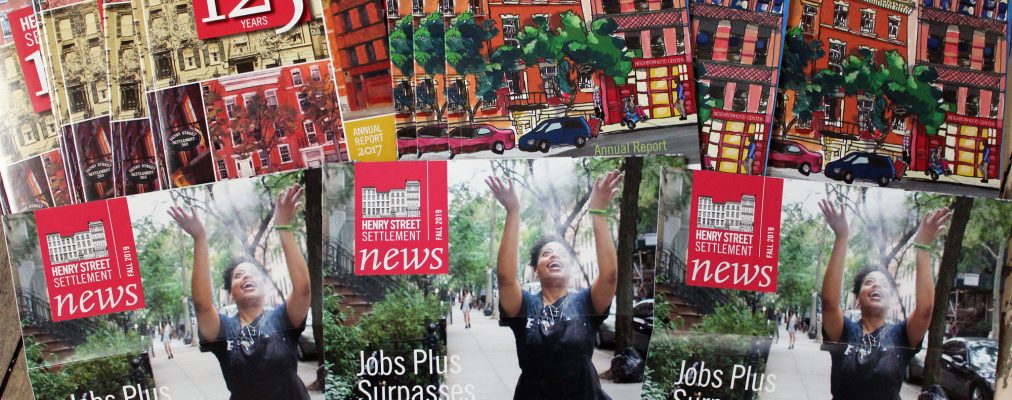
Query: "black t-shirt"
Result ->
[[500, 288, 611, 400], [199, 302, 310, 400], [822, 318, 920, 400]]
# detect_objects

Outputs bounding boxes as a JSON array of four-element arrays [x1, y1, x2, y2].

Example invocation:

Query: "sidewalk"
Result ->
[[761, 325, 921, 399], [149, 338, 323, 399], [599, 116, 698, 134], [446, 306, 642, 399]]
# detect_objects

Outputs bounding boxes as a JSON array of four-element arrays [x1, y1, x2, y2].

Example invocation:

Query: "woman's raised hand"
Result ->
[[589, 170, 623, 210], [168, 206, 206, 240], [485, 176, 520, 213], [275, 184, 304, 226], [819, 199, 848, 237], [914, 207, 952, 246]]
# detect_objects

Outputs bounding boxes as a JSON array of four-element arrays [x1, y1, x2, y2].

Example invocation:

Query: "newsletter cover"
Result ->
[[644, 167, 1011, 400], [384, 0, 700, 161], [690, 0, 788, 175], [771, 1, 1010, 199], [323, 156, 681, 399], [2, 169, 325, 399]]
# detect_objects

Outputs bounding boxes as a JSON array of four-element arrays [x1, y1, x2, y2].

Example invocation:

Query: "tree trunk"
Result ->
[[992, 240, 1006, 339], [614, 157, 643, 353], [303, 168, 326, 390], [923, 196, 974, 387], [996, 231, 1012, 397]]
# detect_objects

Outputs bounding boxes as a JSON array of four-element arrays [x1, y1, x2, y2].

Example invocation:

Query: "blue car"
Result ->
[[518, 117, 592, 153], [825, 152, 896, 187]]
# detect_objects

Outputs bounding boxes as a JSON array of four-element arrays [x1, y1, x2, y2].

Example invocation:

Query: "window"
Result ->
[[1, 15, 12, 40], [274, 122, 287, 137], [85, 12, 97, 35], [387, 0, 399, 16], [696, 25, 715, 60], [942, 85, 958, 106], [834, 3, 849, 28], [213, 138, 222, 150], [217, 159, 228, 178], [304, 120, 318, 144], [502, 16, 519, 47], [279, 144, 293, 163], [887, 17, 900, 39], [119, 14, 134, 37], [801, 5, 817, 33], [578, 70, 593, 90], [259, 149, 270, 168], [325, 129, 336, 143], [858, 98, 873, 131], [891, 115, 906, 131], [650, 29, 666, 58], [634, 0, 649, 11], [966, 90, 980, 116], [860, 10, 875, 34], [829, 39, 846, 65], [346, 48, 359, 66], [209, 46, 221, 64], [310, 65, 321, 81], [341, 13, 353, 31], [440, 0, 454, 14], [603, 0, 621, 13], [505, 69, 526, 97], [297, 92, 308, 113], [183, 48, 197, 69], [366, 43, 377, 62], [731, 87, 748, 112], [412, 0, 422, 14], [359, 4, 371, 25], [625, 31, 642, 53], [225, 96, 237, 119], [231, 129, 243, 145], [958, 0, 975, 15], [266, 89, 278, 109], [754, 31, 770, 65], [122, 84, 138, 110], [926, 27, 945, 64], [291, 69, 304, 86], [983, 36, 997, 71]]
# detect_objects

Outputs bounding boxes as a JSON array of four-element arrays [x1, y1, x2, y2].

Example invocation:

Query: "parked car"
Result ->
[[598, 299, 654, 355], [416, 125, 449, 156], [298, 312, 317, 361], [518, 117, 592, 153], [938, 337, 996, 400], [768, 140, 823, 176], [448, 124, 515, 158], [396, 127, 418, 159], [824, 152, 896, 187]]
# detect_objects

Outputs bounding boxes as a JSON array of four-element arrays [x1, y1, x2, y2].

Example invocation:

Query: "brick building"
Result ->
[[326, 0, 393, 118], [692, 0, 785, 175], [202, 61, 341, 180]]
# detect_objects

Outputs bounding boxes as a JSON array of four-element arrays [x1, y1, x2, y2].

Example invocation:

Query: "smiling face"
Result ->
[[534, 241, 573, 285], [856, 271, 893, 316], [229, 262, 266, 306]]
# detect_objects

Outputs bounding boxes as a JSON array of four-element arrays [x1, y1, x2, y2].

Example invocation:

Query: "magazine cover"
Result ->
[[771, 1, 1010, 199], [323, 156, 681, 399], [690, 0, 789, 176], [2, 169, 325, 399], [644, 168, 1012, 400], [386, 0, 700, 161]]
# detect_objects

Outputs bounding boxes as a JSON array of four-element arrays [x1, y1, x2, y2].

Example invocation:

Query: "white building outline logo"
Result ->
[[45, 221, 109, 265], [697, 195, 756, 233], [361, 180, 421, 218]]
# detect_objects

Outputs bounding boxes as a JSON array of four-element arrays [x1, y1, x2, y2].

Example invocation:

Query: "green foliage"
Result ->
[[389, 18, 414, 77], [776, 204, 826, 310], [838, 50, 946, 135], [358, 289, 444, 348], [445, 12, 500, 117], [692, 302, 773, 337], [324, 288, 364, 386], [414, 13, 446, 76], [694, 61, 724, 123], [646, 332, 768, 400], [325, 361, 355, 400]]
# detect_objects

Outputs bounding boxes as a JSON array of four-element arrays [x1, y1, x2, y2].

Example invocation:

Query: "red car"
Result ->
[[768, 140, 823, 176], [448, 124, 515, 158], [416, 125, 449, 156], [396, 127, 417, 159]]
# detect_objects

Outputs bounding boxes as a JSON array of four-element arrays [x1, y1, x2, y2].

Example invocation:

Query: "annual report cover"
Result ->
[[771, 0, 1011, 199], [645, 166, 1012, 400], [2, 169, 325, 399]]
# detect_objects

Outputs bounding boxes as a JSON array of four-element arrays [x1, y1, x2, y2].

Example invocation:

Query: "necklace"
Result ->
[[538, 293, 570, 333], [238, 312, 267, 352]]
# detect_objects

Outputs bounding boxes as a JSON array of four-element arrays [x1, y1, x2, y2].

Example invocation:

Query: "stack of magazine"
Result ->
[[0, 0, 1010, 399]]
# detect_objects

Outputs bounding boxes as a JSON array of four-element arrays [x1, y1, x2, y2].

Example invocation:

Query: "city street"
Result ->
[[761, 325, 921, 399], [768, 167, 1001, 198], [412, 120, 701, 162], [446, 306, 642, 399], [148, 338, 323, 399]]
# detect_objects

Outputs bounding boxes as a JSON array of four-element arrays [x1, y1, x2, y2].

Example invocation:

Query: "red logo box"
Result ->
[[686, 170, 783, 293], [354, 161, 449, 275], [34, 198, 144, 321], [8, 7, 52, 114], [192, 0, 311, 40]]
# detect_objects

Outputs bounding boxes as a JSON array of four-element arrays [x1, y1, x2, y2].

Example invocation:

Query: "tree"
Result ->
[[445, 12, 499, 123], [390, 18, 415, 113], [615, 157, 643, 352], [776, 28, 836, 136], [923, 196, 974, 387], [509, 12, 638, 114], [204, 89, 299, 173], [413, 13, 446, 119], [300, 74, 346, 161]]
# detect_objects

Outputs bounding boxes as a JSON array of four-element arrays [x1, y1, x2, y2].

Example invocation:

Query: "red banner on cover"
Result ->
[[34, 198, 144, 321], [355, 161, 449, 275], [192, 0, 311, 40], [8, 7, 52, 114], [686, 170, 783, 293]]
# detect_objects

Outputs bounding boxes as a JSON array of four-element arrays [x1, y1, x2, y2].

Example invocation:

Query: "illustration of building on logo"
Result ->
[[361, 180, 421, 218], [697, 195, 756, 233], [45, 221, 109, 265]]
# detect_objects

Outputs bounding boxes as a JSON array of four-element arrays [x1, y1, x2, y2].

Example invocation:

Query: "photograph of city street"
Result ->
[[644, 167, 1011, 400], [387, 0, 701, 161], [772, 0, 1010, 199]]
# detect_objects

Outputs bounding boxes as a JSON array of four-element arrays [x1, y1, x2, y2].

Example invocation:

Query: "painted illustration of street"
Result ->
[[771, 0, 1009, 198], [386, 0, 701, 161]]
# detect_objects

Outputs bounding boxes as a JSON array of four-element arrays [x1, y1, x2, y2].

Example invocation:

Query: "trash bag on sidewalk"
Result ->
[[918, 385, 948, 400], [610, 347, 644, 383]]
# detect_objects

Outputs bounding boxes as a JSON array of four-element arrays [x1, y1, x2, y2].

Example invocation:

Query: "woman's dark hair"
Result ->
[[527, 235, 576, 268], [222, 257, 264, 292], [851, 266, 899, 297]]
